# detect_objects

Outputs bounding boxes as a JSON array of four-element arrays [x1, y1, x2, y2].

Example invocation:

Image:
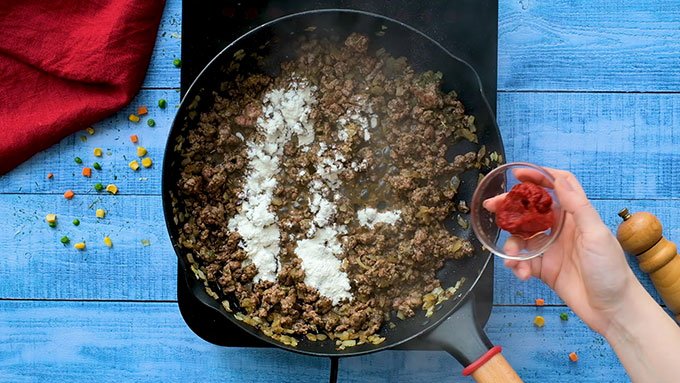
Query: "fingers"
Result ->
[[553, 174, 603, 231], [482, 193, 507, 212], [502, 236, 534, 280], [512, 168, 555, 188], [504, 259, 533, 280]]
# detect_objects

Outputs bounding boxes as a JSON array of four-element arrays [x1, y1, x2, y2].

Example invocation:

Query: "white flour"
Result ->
[[357, 207, 402, 228], [228, 80, 317, 282], [296, 227, 352, 305], [296, 132, 354, 303], [337, 95, 377, 142]]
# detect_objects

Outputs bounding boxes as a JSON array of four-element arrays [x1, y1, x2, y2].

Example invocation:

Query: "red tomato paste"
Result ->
[[495, 182, 554, 238]]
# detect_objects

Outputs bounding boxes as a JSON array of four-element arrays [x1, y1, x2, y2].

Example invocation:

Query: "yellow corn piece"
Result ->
[[533, 315, 545, 328], [86, 127, 95, 135], [136, 146, 147, 157], [93, 148, 103, 157], [129, 160, 140, 171], [128, 114, 140, 123], [74, 242, 86, 250], [141, 157, 153, 168], [103, 236, 113, 248], [106, 184, 118, 194], [45, 213, 57, 223], [95, 209, 106, 218]]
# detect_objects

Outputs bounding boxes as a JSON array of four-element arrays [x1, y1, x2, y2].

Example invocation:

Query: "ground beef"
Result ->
[[173, 33, 494, 348]]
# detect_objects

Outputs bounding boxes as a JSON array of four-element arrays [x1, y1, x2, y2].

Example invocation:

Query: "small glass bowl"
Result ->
[[470, 162, 566, 260]]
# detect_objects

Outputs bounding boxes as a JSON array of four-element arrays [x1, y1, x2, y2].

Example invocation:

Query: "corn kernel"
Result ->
[[129, 160, 140, 171], [141, 157, 153, 168], [136, 146, 147, 157], [95, 209, 106, 218], [128, 114, 140, 123], [103, 236, 113, 248], [106, 184, 118, 194], [533, 315, 545, 328], [86, 127, 95, 135], [45, 213, 57, 223], [74, 242, 86, 250], [93, 148, 103, 157]]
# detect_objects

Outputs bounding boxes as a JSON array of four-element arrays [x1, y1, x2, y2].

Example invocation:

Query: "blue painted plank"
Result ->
[[0, 301, 329, 383], [5, 92, 680, 200], [0, 89, 179, 196], [148, 0, 680, 92], [1, 195, 176, 301], [140, 0, 181, 90], [0, 301, 628, 383], [342, 305, 627, 382], [499, 0, 680, 91], [1, 194, 672, 306], [499, 92, 680, 199], [494, 199, 676, 306]]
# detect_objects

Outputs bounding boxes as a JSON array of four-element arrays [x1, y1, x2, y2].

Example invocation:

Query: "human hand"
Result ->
[[484, 168, 639, 335]]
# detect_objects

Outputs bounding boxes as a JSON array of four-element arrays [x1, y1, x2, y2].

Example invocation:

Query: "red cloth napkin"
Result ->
[[0, 0, 166, 175]]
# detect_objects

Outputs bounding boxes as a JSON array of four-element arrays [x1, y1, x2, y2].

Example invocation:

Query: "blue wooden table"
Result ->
[[2, 0, 678, 381]]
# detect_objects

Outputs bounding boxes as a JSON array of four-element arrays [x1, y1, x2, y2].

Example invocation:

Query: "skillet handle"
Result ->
[[462, 346, 522, 383], [422, 295, 523, 382]]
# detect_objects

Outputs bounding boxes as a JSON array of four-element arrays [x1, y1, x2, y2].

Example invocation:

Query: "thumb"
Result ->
[[554, 175, 603, 231]]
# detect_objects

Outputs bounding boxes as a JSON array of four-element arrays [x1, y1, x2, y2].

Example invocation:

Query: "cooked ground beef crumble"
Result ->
[[173, 33, 489, 348]]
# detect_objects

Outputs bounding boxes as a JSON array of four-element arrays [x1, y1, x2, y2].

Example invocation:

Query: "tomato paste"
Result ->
[[495, 182, 554, 238]]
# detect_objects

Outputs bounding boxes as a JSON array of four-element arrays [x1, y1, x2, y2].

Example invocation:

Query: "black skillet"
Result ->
[[162, 9, 520, 383]]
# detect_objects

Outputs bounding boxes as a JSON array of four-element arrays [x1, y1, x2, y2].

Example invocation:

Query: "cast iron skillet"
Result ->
[[162, 9, 519, 382]]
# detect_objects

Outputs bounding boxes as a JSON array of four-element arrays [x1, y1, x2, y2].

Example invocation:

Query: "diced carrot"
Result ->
[[130, 134, 139, 144], [82, 167, 92, 177], [63, 190, 75, 200], [535, 298, 545, 306], [569, 352, 579, 362], [137, 106, 148, 115], [47, 173, 54, 179]]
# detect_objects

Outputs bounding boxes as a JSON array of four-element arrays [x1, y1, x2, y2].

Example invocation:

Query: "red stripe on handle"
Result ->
[[462, 345, 503, 376]]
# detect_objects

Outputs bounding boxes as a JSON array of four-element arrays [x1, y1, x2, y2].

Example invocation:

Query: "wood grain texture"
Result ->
[[146, 0, 680, 92], [0, 195, 176, 301], [5, 91, 679, 200], [1, 0, 675, 381], [140, 1, 181, 89], [0, 301, 628, 383], [0, 90, 179, 196], [342, 305, 628, 382], [493, 199, 680, 306], [499, 0, 680, 91], [2, 194, 674, 307], [0, 301, 329, 383], [499, 92, 680, 199]]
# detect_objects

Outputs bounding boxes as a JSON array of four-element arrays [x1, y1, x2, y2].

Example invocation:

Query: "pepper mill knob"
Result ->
[[617, 208, 680, 322]]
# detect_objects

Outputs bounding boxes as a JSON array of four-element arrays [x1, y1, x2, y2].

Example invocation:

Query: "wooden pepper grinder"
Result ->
[[617, 208, 680, 322]]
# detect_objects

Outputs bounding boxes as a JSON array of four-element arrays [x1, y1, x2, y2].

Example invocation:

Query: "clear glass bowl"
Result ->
[[470, 162, 566, 260]]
